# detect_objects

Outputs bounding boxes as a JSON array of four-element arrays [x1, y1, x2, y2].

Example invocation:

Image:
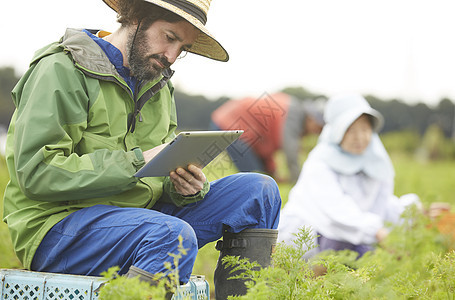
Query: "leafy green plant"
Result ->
[[98, 236, 200, 300], [98, 267, 167, 300], [2, 133, 455, 299], [225, 206, 455, 300]]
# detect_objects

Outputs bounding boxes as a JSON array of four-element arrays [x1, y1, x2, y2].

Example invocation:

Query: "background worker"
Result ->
[[2, 1, 281, 299], [278, 94, 421, 257], [210, 92, 325, 183]]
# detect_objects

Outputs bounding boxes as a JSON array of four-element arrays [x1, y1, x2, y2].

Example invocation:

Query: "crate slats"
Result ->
[[0, 269, 209, 300]]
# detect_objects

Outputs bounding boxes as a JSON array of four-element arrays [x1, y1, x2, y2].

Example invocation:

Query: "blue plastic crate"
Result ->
[[175, 275, 210, 300], [0, 269, 209, 300], [0, 269, 104, 300]]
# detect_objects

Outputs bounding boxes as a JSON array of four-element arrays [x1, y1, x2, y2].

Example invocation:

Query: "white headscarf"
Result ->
[[309, 94, 394, 181]]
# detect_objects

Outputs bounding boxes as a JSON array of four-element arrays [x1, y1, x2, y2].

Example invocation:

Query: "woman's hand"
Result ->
[[170, 164, 207, 196], [376, 227, 389, 243]]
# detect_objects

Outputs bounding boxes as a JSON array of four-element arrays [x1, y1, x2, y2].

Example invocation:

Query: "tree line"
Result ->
[[1, 66, 454, 138], [175, 86, 455, 139]]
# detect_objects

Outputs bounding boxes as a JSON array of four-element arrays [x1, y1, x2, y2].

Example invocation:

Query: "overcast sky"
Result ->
[[2, 0, 455, 106]]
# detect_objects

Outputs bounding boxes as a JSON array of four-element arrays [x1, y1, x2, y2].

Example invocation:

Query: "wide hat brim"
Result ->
[[103, 0, 229, 62]]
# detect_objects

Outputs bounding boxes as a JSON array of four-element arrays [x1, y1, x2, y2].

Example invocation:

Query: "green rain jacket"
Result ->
[[2, 28, 209, 269]]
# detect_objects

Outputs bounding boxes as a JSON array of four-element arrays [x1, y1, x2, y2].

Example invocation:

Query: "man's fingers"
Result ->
[[170, 173, 193, 194], [176, 166, 206, 184], [170, 168, 204, 196], [176, 168, 193, 183], [187, 164, 206, 182]]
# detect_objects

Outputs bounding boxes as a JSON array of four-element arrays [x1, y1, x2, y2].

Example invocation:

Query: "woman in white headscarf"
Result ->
[[278, 94, 420, 257]]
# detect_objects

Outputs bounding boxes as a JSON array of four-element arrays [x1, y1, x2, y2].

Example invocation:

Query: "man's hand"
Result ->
[[170, 164, 207, 196]]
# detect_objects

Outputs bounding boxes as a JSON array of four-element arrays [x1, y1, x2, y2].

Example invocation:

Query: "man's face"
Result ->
[[127, 19, 200, 81]]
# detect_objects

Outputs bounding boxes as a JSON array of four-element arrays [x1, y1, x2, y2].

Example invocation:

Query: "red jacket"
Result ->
[[211, 93, 291, 174]]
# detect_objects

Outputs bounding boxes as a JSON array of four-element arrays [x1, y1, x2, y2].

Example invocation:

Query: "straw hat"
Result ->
[[103, 0, 229, 62]]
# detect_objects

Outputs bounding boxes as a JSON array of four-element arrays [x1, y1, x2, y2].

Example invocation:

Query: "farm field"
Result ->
[[1, 133, 455, 298], [192, 149, 455, 298]]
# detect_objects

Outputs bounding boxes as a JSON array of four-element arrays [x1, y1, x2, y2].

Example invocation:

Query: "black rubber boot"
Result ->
[[214, 228, 278, 300], [125, 266, 173, 299]]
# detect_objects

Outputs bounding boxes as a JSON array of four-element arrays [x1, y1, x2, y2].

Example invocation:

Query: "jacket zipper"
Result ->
[[77, 66, 160, 207], [76, 67, 135, 150]]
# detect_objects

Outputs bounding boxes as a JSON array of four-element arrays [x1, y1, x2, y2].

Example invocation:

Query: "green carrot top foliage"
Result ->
[[225, 205, 455, 300]]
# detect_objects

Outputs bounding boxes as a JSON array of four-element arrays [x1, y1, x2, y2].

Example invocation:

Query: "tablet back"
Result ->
[[134, 130, 243, 177]]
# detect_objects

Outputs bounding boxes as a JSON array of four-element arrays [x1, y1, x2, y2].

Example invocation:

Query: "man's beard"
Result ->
[[126, 27, 171, 82]]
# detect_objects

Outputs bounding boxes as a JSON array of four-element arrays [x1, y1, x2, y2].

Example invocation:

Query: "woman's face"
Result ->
[[340, 114, 373, 155]]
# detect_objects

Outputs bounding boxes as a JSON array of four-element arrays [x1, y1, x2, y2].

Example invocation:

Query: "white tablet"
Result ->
[[134, 130, 244, 177]]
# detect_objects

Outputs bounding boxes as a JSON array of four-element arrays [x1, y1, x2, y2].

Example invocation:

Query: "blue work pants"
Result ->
[[31, 173, 281, 283]]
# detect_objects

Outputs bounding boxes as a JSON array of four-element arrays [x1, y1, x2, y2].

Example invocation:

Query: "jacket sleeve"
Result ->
[[292, 159, 383, 245], [161, 177, 210, 207], [11, 53, 142, 202], [383, 191, 421, 224]]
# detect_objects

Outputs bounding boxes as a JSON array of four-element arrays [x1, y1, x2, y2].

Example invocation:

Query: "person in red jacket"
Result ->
[[211, 92, 325, 182]]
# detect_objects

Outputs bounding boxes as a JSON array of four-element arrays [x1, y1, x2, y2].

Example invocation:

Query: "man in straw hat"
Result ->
[[3, 0, 281, 298]]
